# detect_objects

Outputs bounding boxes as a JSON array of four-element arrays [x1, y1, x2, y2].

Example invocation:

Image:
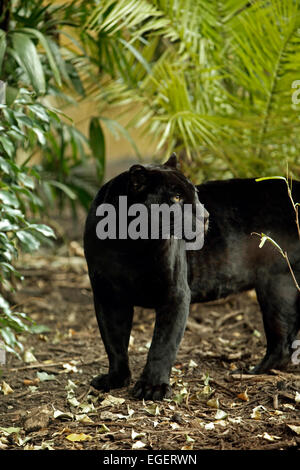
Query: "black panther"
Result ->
[[84, 154, 300, 400]]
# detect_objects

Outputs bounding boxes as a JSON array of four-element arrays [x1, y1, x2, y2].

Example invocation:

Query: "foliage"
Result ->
[[0, 0, 107, 356], [0, 85, 57, 357], [84, 0, 300, 181]]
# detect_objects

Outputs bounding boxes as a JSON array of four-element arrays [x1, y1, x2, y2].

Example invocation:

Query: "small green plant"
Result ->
[[253, 176, 300, 292]]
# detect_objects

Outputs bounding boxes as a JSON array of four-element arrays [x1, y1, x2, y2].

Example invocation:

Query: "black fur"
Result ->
[[84, 156, 300, 400]]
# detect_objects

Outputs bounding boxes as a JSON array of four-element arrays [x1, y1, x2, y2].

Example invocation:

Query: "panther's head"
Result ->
[[127, 154, 209, 248]]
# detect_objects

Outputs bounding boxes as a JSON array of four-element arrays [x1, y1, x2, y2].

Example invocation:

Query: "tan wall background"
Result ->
[[64, 100, 158, 179], [54, 0, 159, 179]]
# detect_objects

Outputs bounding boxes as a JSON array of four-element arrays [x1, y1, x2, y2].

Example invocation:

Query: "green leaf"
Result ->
[[100, 116, 141, 159], [0, 207, 23, 220], [0, 80, 6, 105], [29, 224, 56, 239], [0, 31, 6, 75], [12, 33, 46, 94], [29, 324, 51, 334], [119, 38, 151, 75], [0, 157, 11, 175], [28, 104, 50, 123], [17, 173, 35, 189], [0, 136, 15, 157], [0, 262, 17, 275], [0, 326, 23, 353], [17, 28, 62, 87], [47, 180, 77, 200], [255, 176, 287, 182], [32, 127, 46, 145], [5, 86, 18, 106], [0, 295, 10, 315], [89, 117, 106, 182], [16, 230, 40, 252], [0, 191, 19, 208]]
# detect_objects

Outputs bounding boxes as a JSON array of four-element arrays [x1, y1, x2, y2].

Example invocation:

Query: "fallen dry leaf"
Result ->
[[131, 429, 146, 440], [251, 405, 267, 420], [282, 404, 295, 411], [1, 380, 13, 395], [100, 394, 125, 407], [36, 371, 56, 382], [62, 362, 79, 373], [97, 424, 110, 434], [181, 444, 194, 450], [100, 411, 128, 421], [23, 350, 37, 363], [170, 422, 180, 430], [52, 427, 72, 437], [23, 378, 40, 386], [75, 414, 94, 424], [66, 433, 93, 442], [259, 432, 281, 441], [287, 424, 300, 435], [53, 409, 74, 420], [0, 427, 21, 435], [214, 410, 227, 420], [145, 404, 160, 416], [205, 422, 215, 430], [237, 390, 249, 402], [207, 397, 219, 409], [0, 440, 8, 450], [188, 359, 198, 369], [132, 440, 146, 449]]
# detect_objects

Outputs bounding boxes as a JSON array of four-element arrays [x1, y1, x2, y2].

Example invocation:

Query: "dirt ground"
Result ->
[[0, 235, 300, 452]]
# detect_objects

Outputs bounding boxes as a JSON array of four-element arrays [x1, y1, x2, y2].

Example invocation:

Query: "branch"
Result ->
[[252, 232, 300, 292]]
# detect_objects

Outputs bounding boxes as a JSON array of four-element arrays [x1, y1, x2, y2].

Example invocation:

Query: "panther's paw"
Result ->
[[132, 380, 172, 401], [90, 373, 130, 391]]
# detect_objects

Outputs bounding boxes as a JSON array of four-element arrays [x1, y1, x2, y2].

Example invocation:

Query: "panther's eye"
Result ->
[[172, 194, 182, 203]]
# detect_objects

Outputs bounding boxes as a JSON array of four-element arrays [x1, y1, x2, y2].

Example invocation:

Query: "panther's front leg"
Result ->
[[133, 285, 191, 400]]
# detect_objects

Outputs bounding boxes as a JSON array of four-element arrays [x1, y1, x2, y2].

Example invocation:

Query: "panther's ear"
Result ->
[[163, 153, 180, 170], [129, 164, 148, 191]]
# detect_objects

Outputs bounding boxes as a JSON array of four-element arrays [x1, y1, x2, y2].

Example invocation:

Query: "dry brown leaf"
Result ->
[[287, 424, 300, 435], [214, 410, 227, 420], [1, 380, 13, 395], [259, 432, 281, 441], [23, 350, 37, 363], [132, 440, 146, 449], [75, 414, 94, 423], [66, 433, 93, 442], [52, 427, 72, 436], [23, 378, 39, 386], [181, 444, 194, 450], [237, 390, 249, 402], [131, 430, 146, 440], [251, 405, 267, 420], [207, 397, 219, 409], [100, 394, 125, 407]]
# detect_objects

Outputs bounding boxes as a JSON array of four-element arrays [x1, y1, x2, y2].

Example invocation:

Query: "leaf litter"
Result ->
[[0, 246, 299, 450]]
